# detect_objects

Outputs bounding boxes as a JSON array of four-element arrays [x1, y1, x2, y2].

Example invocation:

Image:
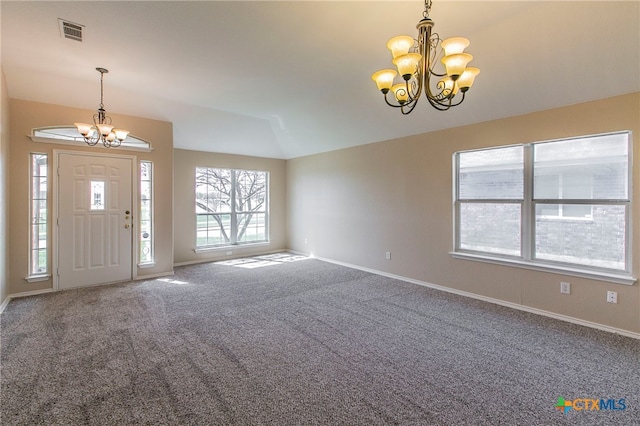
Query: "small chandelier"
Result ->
[[371, 0, 480, 114], [74, 67, 129, 148]]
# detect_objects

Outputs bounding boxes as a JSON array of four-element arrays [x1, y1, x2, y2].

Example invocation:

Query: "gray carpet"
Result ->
[[1, 253, 639, 425]]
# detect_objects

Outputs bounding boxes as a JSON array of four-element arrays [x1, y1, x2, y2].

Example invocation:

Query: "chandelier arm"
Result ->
[[420, 23, 448, 105], [427, 70, 448, 78], [442, 90, 467, 107], [425, 90, 467, 111], [424, 73, 452, 103], [446, 90, 466, 107], [400, 100, 420, 115], [399, 79, 421, 111], [383, 92, 418, 110], [83, 136, 100, 146], [382, 93, 402, 108], [425, 73, 457, 110], [425, 78, 465, 110], [404, 78, 421, 104], [425, 95, 454, 111], [421, 26, 465, 110], [93, 112, 113, 126], [424, 32, 447, 77]]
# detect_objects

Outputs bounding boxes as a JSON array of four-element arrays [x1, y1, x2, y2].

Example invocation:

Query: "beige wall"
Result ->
[[286, 93, 640, 334], [4, 92, 638, 334], [173, 149, 287, 264], [0, 69, 9, 304], [8, 99, 174, 296]]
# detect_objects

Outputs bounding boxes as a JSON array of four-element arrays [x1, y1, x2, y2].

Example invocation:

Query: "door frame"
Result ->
[[53, 149, 139, 291]]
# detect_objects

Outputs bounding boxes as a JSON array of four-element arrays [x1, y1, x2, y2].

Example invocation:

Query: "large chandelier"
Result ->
[[371, 0, 479, 114], [74, 67, 129, 148]]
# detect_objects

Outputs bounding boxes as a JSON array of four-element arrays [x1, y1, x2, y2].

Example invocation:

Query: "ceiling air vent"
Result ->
[[58, 19, 84, 42]]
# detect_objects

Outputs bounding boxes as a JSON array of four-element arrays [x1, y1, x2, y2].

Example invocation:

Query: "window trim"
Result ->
[[138, 160, 155, 267], [449, 251, 635, 285], [452, 131, 635, 285], [195, 167, 270, 249], [194, 241, 271, 254], [27, 153, 49, 281]]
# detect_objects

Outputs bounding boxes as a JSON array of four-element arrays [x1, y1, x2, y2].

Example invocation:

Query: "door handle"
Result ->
[[124, 224, 130, 229]]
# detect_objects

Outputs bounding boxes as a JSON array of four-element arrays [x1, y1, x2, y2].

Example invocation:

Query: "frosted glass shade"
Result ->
[[74, 122, 93, 136], [393, 53, 421, 79], [439, 77, 458, 97], [456, 67, 480, 91], [441, 37, 470, 56], [387, 35, 414, 59], [371, 69, 398, 92], [97, 124, 114, 136], [441, 53, 473, 78], [391, 83, 410, 103], [114, 129, 130, 141]]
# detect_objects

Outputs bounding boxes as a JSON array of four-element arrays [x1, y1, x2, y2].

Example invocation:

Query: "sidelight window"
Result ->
[[30, 153, 48, 276], [139, 161, 154, 265]]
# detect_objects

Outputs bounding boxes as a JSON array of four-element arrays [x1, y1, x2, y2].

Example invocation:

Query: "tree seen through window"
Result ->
[[195, 168, 268, 247]]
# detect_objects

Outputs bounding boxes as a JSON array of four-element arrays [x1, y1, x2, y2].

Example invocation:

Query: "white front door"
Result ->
[[57, 152, 134, 290]]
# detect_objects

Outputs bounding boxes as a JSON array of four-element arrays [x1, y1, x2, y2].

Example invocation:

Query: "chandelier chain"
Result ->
[[423, 0, 432, 19], [99, 70, 105, 110]]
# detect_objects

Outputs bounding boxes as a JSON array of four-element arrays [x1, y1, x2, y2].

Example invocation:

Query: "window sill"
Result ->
[[536, 216, 594, 223], [450, 252, 636, 285], [24, 274, 51, 283], [194, 241, 271, 254]]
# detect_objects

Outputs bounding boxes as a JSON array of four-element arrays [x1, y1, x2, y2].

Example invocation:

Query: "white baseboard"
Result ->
[[174, 249, 289, 267], [0, 273, 175, 314], [0, 288, 55, 314], [312, 254, 640, 340], [134, 271, 174, 280], [0, 296, 10, 314]]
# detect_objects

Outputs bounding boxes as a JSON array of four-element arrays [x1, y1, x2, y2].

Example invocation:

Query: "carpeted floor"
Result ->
[[1, 253, 639, 425]]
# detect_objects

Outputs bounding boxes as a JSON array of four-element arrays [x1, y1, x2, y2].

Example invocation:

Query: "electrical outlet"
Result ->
[[385, 251, 391, 260], [560, 282, 570, 294], [607, 291, 617, 304], [304, 238, 308, 245]]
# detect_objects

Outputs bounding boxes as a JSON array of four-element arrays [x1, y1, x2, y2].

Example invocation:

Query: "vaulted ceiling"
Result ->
[[2, 1, 639, 159]]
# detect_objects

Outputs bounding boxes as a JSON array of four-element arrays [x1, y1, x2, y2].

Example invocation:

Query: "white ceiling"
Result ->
[[1, 1, 639, 159]]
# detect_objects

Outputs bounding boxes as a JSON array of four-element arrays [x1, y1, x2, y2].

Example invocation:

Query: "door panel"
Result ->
[[58, 153, 133, 290]]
